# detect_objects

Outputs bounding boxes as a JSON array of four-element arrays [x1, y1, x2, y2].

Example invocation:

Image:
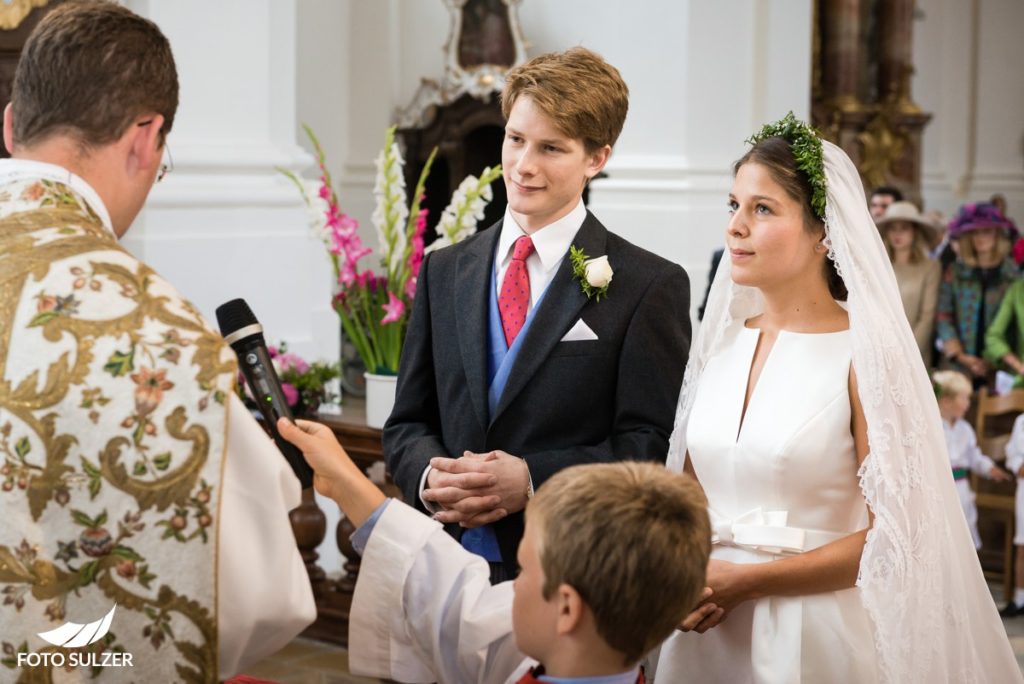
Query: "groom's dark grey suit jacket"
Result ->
[[383, 211, 691, 576]]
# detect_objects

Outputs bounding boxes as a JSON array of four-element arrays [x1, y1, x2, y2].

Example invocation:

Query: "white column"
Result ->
[[914, 0, 1024, 216], [123, 0, 337, 363]]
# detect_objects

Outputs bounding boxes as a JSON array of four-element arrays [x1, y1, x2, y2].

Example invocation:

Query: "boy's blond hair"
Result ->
[[501, 46, 629, 154], [526, 462, 710, 665], [933, 369, 973, 398]]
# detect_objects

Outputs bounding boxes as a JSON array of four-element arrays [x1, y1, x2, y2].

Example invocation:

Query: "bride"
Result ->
[[655, 114, 1021, 683]]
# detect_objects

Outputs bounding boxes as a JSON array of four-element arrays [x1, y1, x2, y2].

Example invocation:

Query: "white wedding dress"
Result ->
[[656, 320, 879, 684]]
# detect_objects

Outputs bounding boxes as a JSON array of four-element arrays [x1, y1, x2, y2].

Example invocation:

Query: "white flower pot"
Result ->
[[364, 372, 397, 430]]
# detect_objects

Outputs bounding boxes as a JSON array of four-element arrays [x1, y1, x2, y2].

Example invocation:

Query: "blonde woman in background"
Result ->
[[876, 201, 941, 364], [936, 203, 1020, 383]]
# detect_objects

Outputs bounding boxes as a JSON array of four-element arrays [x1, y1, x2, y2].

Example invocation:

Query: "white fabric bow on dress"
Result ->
[[710, 508, 843, 555]]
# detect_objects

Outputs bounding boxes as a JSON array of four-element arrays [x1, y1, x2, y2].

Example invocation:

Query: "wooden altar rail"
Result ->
[[287, 398, 396, 647]]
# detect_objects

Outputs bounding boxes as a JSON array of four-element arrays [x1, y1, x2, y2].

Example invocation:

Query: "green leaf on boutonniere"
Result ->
[[569, 246, 611, 301]]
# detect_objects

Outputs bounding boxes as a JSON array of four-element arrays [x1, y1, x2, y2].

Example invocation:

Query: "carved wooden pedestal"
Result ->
[[288, 398, 394, 648]]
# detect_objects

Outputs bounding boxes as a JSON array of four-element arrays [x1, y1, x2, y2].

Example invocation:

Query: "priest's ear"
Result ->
[[124, 113, 165, 181], [4, 103, 15, 153], [554, 583, 587, 636]]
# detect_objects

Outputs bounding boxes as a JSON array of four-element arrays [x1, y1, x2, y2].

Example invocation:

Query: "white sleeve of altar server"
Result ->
[[217, 393, 317, 678], [348, 499, 530, 684], [1006, 415, 1024, 476]]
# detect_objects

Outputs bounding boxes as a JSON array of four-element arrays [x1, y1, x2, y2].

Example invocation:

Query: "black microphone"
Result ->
[[216, 298, 314, 490]]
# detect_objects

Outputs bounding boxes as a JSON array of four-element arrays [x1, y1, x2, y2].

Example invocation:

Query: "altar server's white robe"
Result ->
[[348, 500, 534, 684]]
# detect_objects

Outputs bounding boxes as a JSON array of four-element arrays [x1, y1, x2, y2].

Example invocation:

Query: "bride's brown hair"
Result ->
[[735, 137, 848, 301]]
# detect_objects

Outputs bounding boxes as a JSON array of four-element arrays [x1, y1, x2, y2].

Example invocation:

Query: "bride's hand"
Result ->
[[678, 587, 725, 633], [678, 559, 756, 633], [704, 558, 755, 610]]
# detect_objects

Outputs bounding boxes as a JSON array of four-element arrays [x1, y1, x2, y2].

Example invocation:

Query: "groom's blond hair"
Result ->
[[501, 46, 628, 154], [526, 461, 710, 665]]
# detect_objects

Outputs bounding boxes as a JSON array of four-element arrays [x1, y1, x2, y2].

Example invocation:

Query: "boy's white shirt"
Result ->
[[349, 499, 534, 684], [943, 417, 996, 475]]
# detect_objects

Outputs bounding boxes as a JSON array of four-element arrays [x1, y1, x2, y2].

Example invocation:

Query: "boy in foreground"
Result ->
[[279, 418, 710, 684]]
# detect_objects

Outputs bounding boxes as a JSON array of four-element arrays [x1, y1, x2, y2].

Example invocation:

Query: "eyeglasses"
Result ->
[[156, 143, 173, 184], [137, 118, 173, 183]]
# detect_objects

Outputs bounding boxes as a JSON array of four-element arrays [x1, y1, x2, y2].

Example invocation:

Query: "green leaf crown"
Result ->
[[746, 112, 827, 221]]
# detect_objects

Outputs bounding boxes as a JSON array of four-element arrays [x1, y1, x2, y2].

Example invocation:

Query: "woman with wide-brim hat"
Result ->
[[876, 201, 941, 363], [936, 202, 1020, 384]]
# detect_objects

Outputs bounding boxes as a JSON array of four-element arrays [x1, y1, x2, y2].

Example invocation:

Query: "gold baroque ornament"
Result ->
[[856, 111, 907, 189], [0, 176, 231, 681], [0, 0, 49, 31]]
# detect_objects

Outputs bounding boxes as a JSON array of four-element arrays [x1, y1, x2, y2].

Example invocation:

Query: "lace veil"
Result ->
[[666, 140, 1021, 682]]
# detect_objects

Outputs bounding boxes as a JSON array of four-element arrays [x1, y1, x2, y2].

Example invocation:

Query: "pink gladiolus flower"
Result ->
[[319, 184, 331, 200], [405, 207, 429, 301], [380, 292, 405, 324], [348, 246, 372, 263], [338, 265, 357, 287], [356, 271, 376, 291]]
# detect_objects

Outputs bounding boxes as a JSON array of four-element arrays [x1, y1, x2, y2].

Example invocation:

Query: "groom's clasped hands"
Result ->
[[423, 451, 532, 527]]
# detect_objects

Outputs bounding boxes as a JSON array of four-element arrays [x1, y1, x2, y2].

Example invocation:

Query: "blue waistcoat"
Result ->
[[462, 254, 551, 562]]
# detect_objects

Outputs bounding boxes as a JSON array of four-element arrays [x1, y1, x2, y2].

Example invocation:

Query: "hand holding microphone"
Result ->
[[277, 418, 385, 528]]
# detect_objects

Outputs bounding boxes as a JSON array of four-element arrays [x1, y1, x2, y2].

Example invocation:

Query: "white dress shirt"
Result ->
[[494, 199, 588, 310]]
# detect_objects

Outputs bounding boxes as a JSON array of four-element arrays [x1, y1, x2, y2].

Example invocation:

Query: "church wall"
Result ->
[[124, 0, 337, 366]]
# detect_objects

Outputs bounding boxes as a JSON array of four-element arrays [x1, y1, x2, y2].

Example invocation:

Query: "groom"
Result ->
[[383, 47, 690, 582]]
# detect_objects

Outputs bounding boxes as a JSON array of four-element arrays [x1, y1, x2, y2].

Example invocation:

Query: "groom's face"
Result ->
[[502, 95, 608, 233]]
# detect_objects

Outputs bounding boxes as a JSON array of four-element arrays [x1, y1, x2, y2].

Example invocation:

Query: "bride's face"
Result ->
[[727, 162, 825, 292]]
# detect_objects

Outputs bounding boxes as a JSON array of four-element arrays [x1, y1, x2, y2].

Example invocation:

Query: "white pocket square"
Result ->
[[560, 319, 599, 342]]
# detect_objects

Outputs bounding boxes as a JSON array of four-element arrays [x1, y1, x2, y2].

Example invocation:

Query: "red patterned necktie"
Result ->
[[515, 666, 644, 683], [499, 235, 535, 347]]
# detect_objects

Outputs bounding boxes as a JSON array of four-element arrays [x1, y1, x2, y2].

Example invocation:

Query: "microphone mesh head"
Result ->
[[215, 298, 258, 338]]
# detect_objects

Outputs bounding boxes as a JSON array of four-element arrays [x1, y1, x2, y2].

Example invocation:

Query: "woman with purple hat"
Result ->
[[876, 201, 941, 363], [936, 202, 1020, 383]]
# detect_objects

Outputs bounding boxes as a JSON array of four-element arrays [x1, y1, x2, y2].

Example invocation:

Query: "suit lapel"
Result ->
[[455, 223, 501, 432], [490, 213, 608, 426]]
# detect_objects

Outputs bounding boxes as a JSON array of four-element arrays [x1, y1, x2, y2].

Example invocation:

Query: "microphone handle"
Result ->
[[234, 338, 315, 489]]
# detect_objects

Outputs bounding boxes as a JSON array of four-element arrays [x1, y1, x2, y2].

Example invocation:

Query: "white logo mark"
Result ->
[[36, 604, 117, 647]]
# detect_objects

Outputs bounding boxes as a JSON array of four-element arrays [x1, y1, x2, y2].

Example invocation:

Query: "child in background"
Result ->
[[1001, 414, 1024, 616], [934, 370, 1012, 550]]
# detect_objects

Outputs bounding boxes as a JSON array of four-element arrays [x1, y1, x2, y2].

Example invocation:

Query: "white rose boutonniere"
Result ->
[[569, 246, 613, 301]]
